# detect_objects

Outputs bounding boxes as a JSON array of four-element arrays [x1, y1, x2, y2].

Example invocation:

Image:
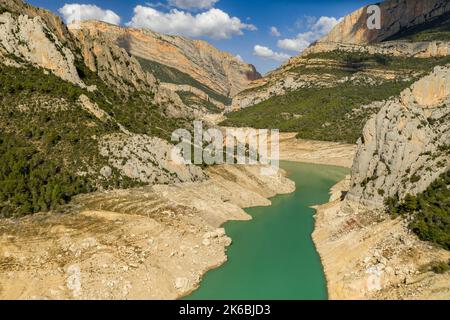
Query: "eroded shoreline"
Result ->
[[0, 164, 295, 300], [312, 180, 450, 300], [0, 137, 356, 300]]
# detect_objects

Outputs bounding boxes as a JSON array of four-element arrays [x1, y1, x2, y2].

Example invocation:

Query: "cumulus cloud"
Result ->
[[253, 45, 290, 62], [58, 4, 121, 25], [127, 6, 256, 40], [168, 0, 219, 10], [278, 16, 341, 52], [235, 54, 244, 62], [270, 26, 281, 37]]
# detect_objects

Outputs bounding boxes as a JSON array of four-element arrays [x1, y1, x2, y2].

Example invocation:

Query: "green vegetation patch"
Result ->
[[222, 80, 411, 143], [136, 57, 232, 106], [0, 133, 92, 218], [385, 171, 450, 251], [304, 51, 450, 72]]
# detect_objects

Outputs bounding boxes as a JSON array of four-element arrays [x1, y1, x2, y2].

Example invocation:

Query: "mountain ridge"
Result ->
[[72, 20, 261, 100]]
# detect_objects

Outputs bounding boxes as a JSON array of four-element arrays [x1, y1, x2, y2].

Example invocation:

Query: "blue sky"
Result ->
[[27, 0, 374, 74]]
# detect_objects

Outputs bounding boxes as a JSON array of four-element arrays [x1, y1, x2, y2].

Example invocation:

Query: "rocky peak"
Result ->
[[401, 65, 450, 107], [318, 0, 450, 45]]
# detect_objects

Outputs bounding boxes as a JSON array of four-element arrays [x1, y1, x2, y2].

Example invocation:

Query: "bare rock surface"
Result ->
[[0, 12, 83, 86], [313, 178, 450, 300], [99, 133, 206, 185], [348, 66, 450, 208]]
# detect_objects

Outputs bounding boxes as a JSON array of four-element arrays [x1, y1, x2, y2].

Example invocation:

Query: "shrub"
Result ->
[[430, 261, 450, 274], [386, 171, 450, 250]]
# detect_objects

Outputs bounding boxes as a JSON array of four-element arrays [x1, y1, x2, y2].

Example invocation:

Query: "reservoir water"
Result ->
[[186, 161, 348, 300]]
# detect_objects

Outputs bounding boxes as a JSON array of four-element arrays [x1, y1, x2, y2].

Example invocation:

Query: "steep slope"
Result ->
[[227, 0, 450, 144], [226, 51, 450, 143], [348, 66, 450, 208], [313, 65, 450, 300], [73, 21, 261, 104], [318, 0, 450, 45], [0, 0, 205, 218], [0, 165, 294, 300]]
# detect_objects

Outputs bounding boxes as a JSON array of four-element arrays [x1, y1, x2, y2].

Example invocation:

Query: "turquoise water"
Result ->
[[186, 161, 349, 300]]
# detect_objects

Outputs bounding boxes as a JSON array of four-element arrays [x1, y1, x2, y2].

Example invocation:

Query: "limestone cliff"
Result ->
[[318, 0, 450, 45], [313, 67, 450, 300], [0, 0, 208, 208], [0, 0, 218, 119], [69, 25, 158, 94], [347, 66, 450, 208], [74, 20, 261, 98]]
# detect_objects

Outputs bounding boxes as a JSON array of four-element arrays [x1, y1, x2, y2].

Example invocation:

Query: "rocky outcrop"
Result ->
[[69, 25, 158, 94], [0, 0, 75, 47], [0, 12, 83, 86], [348, 66, 450, 208], [160, 83, 226, 110], [74, 20, 261, 98], [99, 133, 206, 185], [318, 0, 450, 45], [313, 177, 450, 300]]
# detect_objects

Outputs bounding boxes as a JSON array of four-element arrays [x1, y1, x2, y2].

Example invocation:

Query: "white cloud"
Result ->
[[270, 26, 281, 37], [253, 45, 290, 62], [235, 54, 244, 62], [168, 0, 219, 10], [58, 4, 121, 25], [278, 16, 341, 52], [127, 6, 256, 40]]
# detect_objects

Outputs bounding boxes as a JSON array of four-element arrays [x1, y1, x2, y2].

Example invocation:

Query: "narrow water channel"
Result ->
[[186, 161, 349, 300]]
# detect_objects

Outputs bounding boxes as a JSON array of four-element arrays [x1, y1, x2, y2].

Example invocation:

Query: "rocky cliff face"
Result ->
[[347, 66, 450, 208], [0, 0, 75, 46], [0, 12, 84, 86], [75, 21, 261, 98], [318, 0, 450, 45], [313, 66, 450, 300]]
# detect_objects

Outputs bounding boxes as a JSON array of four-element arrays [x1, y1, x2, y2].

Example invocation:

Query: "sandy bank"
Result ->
[[279, 133, 356, 168], [312, 178, 450, 300], [0, 165, 294, 300], [0, 135, 356, 300]]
